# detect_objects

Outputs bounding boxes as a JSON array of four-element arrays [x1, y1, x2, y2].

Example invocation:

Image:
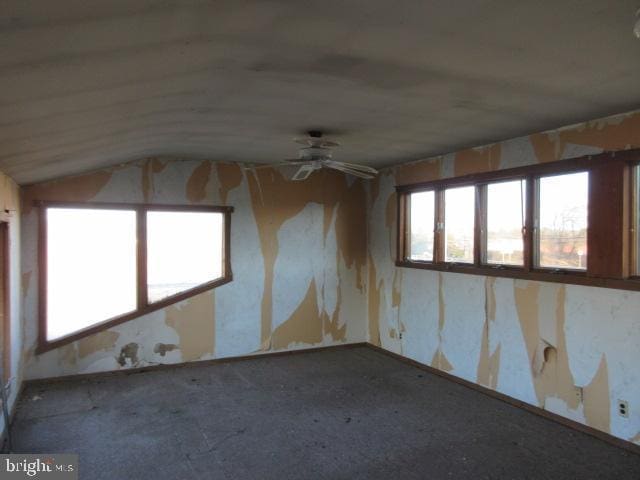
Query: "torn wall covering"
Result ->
[[368, 109, 640, 445], [19, 109, 640, 448], [21, 162, 368, 378], [0, 170, 22, 439]]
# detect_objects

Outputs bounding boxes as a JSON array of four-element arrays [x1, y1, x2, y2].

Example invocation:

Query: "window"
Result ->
[[46, 208, 137, 341], [445, 186, 475, 263], [485, 179, 526, 266], [397, 149, 640, 291], [408, 191, 435, 261], [147, 211, 224, 303], [536, 172, 588, 270], [38, 202, 232, 352]]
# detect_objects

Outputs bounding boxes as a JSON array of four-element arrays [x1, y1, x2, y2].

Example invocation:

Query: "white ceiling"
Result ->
[[2, 0, 640, 184]]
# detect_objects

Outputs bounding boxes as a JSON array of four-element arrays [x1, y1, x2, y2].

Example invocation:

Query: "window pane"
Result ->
[[486, 180, 526, 266], [47, 208, 137, 340], [445, 186, 475, 263], [537, 172, 588, 270], [409, 191, 435, 261], [147, 211, 224, 303]]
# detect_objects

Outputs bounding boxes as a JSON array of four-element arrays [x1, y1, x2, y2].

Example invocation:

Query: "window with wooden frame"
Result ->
[[397, 149, 640, 291], [37, 202, 233, 353]]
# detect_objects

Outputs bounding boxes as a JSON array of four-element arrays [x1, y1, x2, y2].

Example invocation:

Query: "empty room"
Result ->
[[0, 1, 639, 478]]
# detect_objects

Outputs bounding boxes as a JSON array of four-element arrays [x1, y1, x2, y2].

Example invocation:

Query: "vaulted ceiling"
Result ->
[[2, 0, 640, 184]]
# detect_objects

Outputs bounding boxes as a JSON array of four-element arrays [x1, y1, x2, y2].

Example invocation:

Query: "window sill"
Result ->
[[396, 260, 640, 292]]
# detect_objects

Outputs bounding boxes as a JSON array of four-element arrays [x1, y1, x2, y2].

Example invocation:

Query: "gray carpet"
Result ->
[[11, 346, 640, 479]]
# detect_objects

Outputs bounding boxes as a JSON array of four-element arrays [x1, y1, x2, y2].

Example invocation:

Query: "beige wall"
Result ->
[[367, 109, 640, 445], [21, 161, 368, 379]]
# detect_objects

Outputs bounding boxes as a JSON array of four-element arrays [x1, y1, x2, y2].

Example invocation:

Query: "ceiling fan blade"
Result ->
[[291, 164, 315, 181], [252, 160, 309, 169], [323, 160, 379, 175], [323, 162, 375, 179]]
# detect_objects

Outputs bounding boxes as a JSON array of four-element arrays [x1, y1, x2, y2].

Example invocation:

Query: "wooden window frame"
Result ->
[[37, 201, 234, 354], [396, 149, 640, 291], [0, 222, 10, 384]]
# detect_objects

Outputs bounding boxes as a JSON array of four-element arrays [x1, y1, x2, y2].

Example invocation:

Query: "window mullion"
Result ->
[[435, 189, 445, 263], [137, 207, 148, 309], [474, 184, 486, 266], [524, 176, 535, 272]]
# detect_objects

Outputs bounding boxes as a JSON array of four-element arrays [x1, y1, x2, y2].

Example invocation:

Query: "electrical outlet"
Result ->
[[618, 400, 629, 418]]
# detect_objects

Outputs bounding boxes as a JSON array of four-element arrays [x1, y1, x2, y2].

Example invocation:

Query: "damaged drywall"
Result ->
[[21, 158, 369, 379], [368, 109, 640, 445]]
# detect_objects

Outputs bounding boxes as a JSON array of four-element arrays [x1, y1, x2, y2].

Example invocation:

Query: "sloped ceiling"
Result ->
[[2, 0, 640, 184]]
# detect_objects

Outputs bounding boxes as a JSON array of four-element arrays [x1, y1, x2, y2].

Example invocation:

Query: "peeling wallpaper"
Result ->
[[18, 108, 640, 447], [368, 109, 640, 445], [21, 161, 368, 379]]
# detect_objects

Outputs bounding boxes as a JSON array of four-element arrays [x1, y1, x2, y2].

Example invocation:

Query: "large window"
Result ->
[[445, 186, 475, 263], [408, 191, 435, 261], [485, 179, 526, 266], [397, 149, 640, 290], [536, 172, 588, 270], [147, 211, 224, 303], [38, 202, 232, 352]]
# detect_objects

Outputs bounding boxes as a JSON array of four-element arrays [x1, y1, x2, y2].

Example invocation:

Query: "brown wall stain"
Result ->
[[530, 111, 640, 163], [186, 160, 212, 203], [454, 143, 501, 177], [335, 179, 367, 290], [514, 282, 579, 410], [216, 162, 243, 204], [271, 279, 323, 350], [247, 168, 323, 349], [246, 168, 366, 350], [22, 169, 113, 215], [141, 158, 167, 202], [77, 330, 120, 359], [165, 291, 215, 362], [477, 277, 500, 388], [322, 278, 346, 343], [395, 158, 441, 185], [583, 354, 611, 433], [367, 254, 381, 346], [431, 348, 453, 372]]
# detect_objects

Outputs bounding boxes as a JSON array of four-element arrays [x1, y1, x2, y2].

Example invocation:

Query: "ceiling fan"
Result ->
[[252, 131, 379, 181]]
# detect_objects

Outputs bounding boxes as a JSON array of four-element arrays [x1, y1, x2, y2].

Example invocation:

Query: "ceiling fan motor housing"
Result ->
[[299, 146, 332, 160]]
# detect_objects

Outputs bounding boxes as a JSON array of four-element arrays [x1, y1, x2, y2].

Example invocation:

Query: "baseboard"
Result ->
[[24, 342, 369, 386], [364, 342, 640, 456]]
